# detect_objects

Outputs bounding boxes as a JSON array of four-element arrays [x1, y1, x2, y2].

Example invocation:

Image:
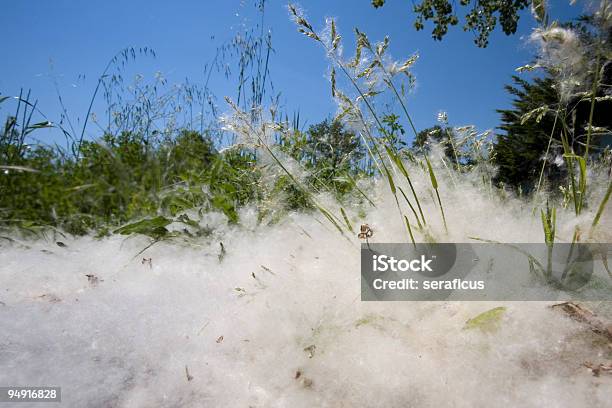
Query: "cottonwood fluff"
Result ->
[[1, 155, 611, 407]]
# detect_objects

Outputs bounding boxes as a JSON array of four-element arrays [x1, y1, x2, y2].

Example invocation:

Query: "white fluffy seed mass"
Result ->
[[1, 160, 611, 407]]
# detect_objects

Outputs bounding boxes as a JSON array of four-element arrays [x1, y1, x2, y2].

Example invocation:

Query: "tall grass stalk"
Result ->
[[533, 107, 560, 207], [524, 0, 611, 244], [355, 30, 444, 228], [224, 97, 347, 235], [74, 47, 155, 159], [425, 156, 447, 232], [289, 6, 441, 242], [591, 178, 612, 232]]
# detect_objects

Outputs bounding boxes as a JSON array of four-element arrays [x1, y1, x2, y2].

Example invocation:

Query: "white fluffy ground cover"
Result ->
[[1, 162, 611, 407]]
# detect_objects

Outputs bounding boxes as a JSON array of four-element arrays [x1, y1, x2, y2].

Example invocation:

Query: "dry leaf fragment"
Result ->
[[583, 362, 612, 377], [552, 302, 612, 341]]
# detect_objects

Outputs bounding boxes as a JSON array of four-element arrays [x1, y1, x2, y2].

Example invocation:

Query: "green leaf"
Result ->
[[176, 214, 199, 228], [331, 67, 336, 97], [211, 194, 238, 223], [564, 154, 587, 213], [25, 121, 53, 135], [592, 179, 612, 229], [404, 215, 416, 247], [425, 157, 438, 189], [398, 186, 422, 229], [383, 166, 396, 195], [27, 121, 53, 129], [464, 307, 507, 332], [540, 206, 556, 245], [113, 216, 172, 238], [340, 207, 354, 233], [316, 205, 344, 234], [577, 156, 587, 193], [385, 145, 409, 180]]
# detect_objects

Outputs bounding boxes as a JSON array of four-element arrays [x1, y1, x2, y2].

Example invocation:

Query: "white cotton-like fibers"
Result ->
[[1, 159, 611, 407]]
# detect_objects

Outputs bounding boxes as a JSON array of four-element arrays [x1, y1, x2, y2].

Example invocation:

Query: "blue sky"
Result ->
[[1, 0, 582, 145]]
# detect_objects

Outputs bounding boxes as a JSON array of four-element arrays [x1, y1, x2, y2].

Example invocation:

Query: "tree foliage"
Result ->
[[492, 75, 564, 192], [493, 7, 612, 193], [372, 0, 530, 47], [277, 119, 365, 209]]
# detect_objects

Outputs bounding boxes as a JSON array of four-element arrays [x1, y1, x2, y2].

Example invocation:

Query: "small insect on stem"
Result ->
[[358, 224, 374, 249], [358, 224, 373, 239]]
